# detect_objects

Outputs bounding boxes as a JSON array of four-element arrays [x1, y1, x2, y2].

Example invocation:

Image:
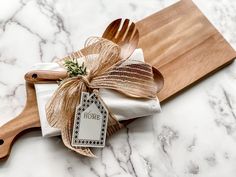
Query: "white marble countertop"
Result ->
[[1, 0, 236, 176]]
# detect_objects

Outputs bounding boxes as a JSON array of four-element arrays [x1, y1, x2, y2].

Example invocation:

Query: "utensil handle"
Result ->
[[0, 83, 41, 160], [24, 70, 68, 83]]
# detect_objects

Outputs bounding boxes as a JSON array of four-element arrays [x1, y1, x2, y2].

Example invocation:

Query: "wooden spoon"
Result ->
[[25, 19, 139, 84]]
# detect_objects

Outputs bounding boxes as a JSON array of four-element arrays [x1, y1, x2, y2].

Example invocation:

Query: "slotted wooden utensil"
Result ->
[[102, 18, 139, 60]]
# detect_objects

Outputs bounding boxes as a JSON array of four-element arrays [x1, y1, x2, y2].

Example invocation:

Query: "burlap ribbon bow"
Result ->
[[46, 37, 161, 157]]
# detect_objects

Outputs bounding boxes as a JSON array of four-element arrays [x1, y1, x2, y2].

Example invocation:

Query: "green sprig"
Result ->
[[64, 59, 87, 77]]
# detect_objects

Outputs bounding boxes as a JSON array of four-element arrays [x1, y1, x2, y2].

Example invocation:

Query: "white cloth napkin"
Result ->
[[31, 49, 161, 137]]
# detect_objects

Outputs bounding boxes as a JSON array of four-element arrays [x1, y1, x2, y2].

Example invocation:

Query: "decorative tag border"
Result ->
[[72, 92, 108, 148]]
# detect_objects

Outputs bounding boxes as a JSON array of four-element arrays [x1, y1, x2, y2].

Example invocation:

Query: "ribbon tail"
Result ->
[[46, 77, 96, 157], [61, 122, 96, 158]]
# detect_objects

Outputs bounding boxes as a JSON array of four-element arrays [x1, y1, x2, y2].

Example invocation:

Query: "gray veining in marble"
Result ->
[[1, 0, 236, 176]]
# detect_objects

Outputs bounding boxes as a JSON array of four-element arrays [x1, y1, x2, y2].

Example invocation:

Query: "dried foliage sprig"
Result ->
[[64, 59, 87, 77]]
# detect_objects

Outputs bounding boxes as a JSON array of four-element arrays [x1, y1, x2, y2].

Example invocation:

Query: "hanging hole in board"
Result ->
[[32, 73, 38, 79]]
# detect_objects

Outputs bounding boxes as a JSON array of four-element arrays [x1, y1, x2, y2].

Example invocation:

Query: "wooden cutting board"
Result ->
[[137, 0, 236, 101], [0, 0, 236, 160]]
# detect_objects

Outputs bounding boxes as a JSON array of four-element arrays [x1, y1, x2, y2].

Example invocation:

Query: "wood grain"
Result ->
[[136, 0, 236, 101], [0, 83, 40, 159], [1, 0, 236, 160]]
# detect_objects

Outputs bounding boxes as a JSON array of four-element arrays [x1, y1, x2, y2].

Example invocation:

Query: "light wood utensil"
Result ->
[[102, 18, 139, 60], [1, 0, 236, 160], [25, 18, 139, 84], [24, 70, 67, 84]]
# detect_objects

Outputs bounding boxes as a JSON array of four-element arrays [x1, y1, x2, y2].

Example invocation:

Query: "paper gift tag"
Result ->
[[72, 92, 108, 148]]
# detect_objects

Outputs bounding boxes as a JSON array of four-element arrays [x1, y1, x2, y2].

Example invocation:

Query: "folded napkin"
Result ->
[[31, 49, 161, 137]]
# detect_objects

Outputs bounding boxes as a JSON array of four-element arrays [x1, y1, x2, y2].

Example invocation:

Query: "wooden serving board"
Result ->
[[0, 0, 236, 160], [137, 0, 236, 101]]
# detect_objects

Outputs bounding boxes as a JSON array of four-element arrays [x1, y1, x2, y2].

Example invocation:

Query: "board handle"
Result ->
[[0, 83, 41, 160]]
